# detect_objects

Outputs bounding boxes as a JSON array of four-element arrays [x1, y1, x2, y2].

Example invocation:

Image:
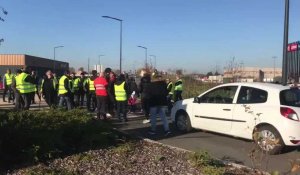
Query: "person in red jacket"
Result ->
[[94, 72, 108, 120]]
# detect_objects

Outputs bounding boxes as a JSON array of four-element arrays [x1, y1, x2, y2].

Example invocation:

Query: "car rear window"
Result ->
[[280, 88, 300, 107]]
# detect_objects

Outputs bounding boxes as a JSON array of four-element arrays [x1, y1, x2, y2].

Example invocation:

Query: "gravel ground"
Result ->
[[9, 140, 267, 175]]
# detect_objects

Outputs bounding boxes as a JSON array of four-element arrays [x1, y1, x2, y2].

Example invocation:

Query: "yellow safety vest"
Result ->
[[167, 82, 173, 95], [15, 72, 35, 94], [88, 78, 95, 91], [58, 75, 68, 95], [73, 78, 80, 91], [114, 82, 127, 101], [4, 73, 13, 86], [174, 79, 183, 91]]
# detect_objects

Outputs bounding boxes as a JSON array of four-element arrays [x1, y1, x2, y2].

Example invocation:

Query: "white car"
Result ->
[[171, 82, 300, 154]]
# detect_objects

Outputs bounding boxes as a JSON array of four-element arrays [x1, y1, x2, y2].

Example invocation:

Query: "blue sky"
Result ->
[[0, 0, 299, 73]]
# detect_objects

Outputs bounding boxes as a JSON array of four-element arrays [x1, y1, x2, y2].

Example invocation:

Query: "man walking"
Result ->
[[148, 75, 171, 136], [114, 74, 129, 122], [166, 78, 173, 115], [2, 69, 15, 103], [94, 72, 108, 120], [174, 74, 183, 102], [139, 70, 151, 123], [40, 70, 57, 107], [78, 72, 86, 107], [86, 70, 98, 111], [15, 68, 36, 110], [58, 70, 72, 110]]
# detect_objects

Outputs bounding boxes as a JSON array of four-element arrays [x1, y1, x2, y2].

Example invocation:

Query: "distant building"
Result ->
[[224, 67, 282, 82], [0, 54, 69, 76]]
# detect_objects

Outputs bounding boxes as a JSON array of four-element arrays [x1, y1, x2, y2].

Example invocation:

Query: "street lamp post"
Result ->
[[98, 54, 105, 72], [53, 46, 64, 73], [137, 46, 148, 69], [282, 0, 290, 85], [149, 55, 156, 69], [102, 16, 123, 73]]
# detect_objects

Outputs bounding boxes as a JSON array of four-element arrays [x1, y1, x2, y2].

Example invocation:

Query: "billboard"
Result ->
[[288, 41, 300, 52]]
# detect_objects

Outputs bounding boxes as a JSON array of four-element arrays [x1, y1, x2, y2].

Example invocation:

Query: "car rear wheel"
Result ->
[[255, 125, 284, 155], [175, 111, 192, 132]]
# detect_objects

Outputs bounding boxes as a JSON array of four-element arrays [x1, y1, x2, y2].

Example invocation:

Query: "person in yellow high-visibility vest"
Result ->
[[15, 68, 36, 110], [166, 78, 174, 115], [114, 74, 130, 122], [58, 70, 72, 110], [86, 70, 98, 111], [71, 72, 81, 107], [3, 69, 15, 103], [174, 74, 183, 102]]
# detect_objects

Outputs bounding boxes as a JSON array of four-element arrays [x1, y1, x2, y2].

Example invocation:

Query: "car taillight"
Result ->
[[280, 107, 299, 121]]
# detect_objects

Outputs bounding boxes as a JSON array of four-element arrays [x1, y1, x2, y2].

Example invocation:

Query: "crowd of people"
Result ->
[[1, 67, 184, 136]]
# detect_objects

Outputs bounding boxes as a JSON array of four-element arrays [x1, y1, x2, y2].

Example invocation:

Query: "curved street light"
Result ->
[[137, 45, 148, 69], [53, 45, 64, 73], [102, 16, 123, 72]]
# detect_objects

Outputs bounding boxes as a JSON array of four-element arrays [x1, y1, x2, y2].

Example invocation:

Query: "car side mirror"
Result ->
[[193, 97, 200, 103]]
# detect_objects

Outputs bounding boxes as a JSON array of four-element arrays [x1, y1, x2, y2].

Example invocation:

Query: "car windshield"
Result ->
[[280, 88, 300, 107]]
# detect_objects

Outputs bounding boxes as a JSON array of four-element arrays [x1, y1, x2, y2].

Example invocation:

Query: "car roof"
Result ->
[[219, 82, 290, 91]]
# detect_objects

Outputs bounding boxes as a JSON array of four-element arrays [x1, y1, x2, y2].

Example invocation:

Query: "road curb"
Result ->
[[112, 127, 270, 175]]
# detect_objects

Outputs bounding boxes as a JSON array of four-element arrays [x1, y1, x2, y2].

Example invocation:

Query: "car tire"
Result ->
[[255, 125, 284, 155], [175, 111, 192, 133]]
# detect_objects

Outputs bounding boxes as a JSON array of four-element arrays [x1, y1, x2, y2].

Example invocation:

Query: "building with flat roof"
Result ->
[[224, 67, 282, 82], [0, 54, 69, 77]]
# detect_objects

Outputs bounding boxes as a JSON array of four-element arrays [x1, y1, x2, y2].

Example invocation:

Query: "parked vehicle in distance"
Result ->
[[171, 82, 300, 154]]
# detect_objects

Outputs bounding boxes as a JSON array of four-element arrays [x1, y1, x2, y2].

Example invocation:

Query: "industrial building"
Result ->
[[0, 54, 69, 77], [224, 67, 282, 82]]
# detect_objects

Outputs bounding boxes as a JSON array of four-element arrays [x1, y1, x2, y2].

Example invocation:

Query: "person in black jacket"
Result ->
[[139, 70, 151, 123], [147, 75, 171, 136], [41, 70, 57, 107]]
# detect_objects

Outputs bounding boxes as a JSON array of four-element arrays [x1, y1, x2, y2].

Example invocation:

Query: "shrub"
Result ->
[[0, 109, 116, 170]]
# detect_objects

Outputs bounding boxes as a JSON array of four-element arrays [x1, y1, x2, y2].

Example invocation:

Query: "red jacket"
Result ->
[[94, 77, 108, 96]]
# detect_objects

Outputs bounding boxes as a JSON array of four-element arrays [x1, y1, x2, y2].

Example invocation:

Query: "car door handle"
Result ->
[[223, 109, 231, 111]]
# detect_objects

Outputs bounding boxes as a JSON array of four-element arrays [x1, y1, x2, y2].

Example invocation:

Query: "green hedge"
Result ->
[[0, 109, 116, 170]]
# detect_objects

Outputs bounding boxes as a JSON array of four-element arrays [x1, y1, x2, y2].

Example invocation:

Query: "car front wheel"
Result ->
[[255, 125, 284, 155], [175, 111, 192, 133]]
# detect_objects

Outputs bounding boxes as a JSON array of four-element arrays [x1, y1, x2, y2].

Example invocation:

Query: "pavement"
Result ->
[[113, 113, 300, 174], [1, 97, 300, 174]]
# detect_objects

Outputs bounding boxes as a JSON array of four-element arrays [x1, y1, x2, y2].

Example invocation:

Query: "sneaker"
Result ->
[[106, 113, 112, 117], [164, 131, 172, 136], [148, 130, 156, 135], [142, 119, 150, 124]]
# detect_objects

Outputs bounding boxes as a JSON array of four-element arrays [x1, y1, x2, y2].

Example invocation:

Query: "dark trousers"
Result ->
[[3, 85, 14, 102], [116, 101, 127, 120], [107, 94, 115, 114], [141, 97, 150, 119], [96, 96, 107, 118], [174, 91, 183, 102], [79, 92, 85, 106], [14, 92, 23, 110], [44, 91, 57, 108], [87, 91, 96, 111], [21, 93, 32, 110], [167, 94, 173, 113], [58, 94, 72, 110]]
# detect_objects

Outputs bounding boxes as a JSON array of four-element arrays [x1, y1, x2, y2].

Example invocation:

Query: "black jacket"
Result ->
[[148, 80, 168, 107], [139, 76, 151, 99]]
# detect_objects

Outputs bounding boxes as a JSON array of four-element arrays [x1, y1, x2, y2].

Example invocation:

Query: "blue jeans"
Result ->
[[58, 95, 72, 110], [150, 106, 169, 132]]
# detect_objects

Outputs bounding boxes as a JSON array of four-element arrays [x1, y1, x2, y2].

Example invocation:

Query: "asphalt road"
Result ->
[[115, 115, 300, 174], [1, 98, 299, 174]]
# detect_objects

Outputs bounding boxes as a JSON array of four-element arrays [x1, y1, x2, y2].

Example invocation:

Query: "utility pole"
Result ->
[[282, 0, 290, 85]]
